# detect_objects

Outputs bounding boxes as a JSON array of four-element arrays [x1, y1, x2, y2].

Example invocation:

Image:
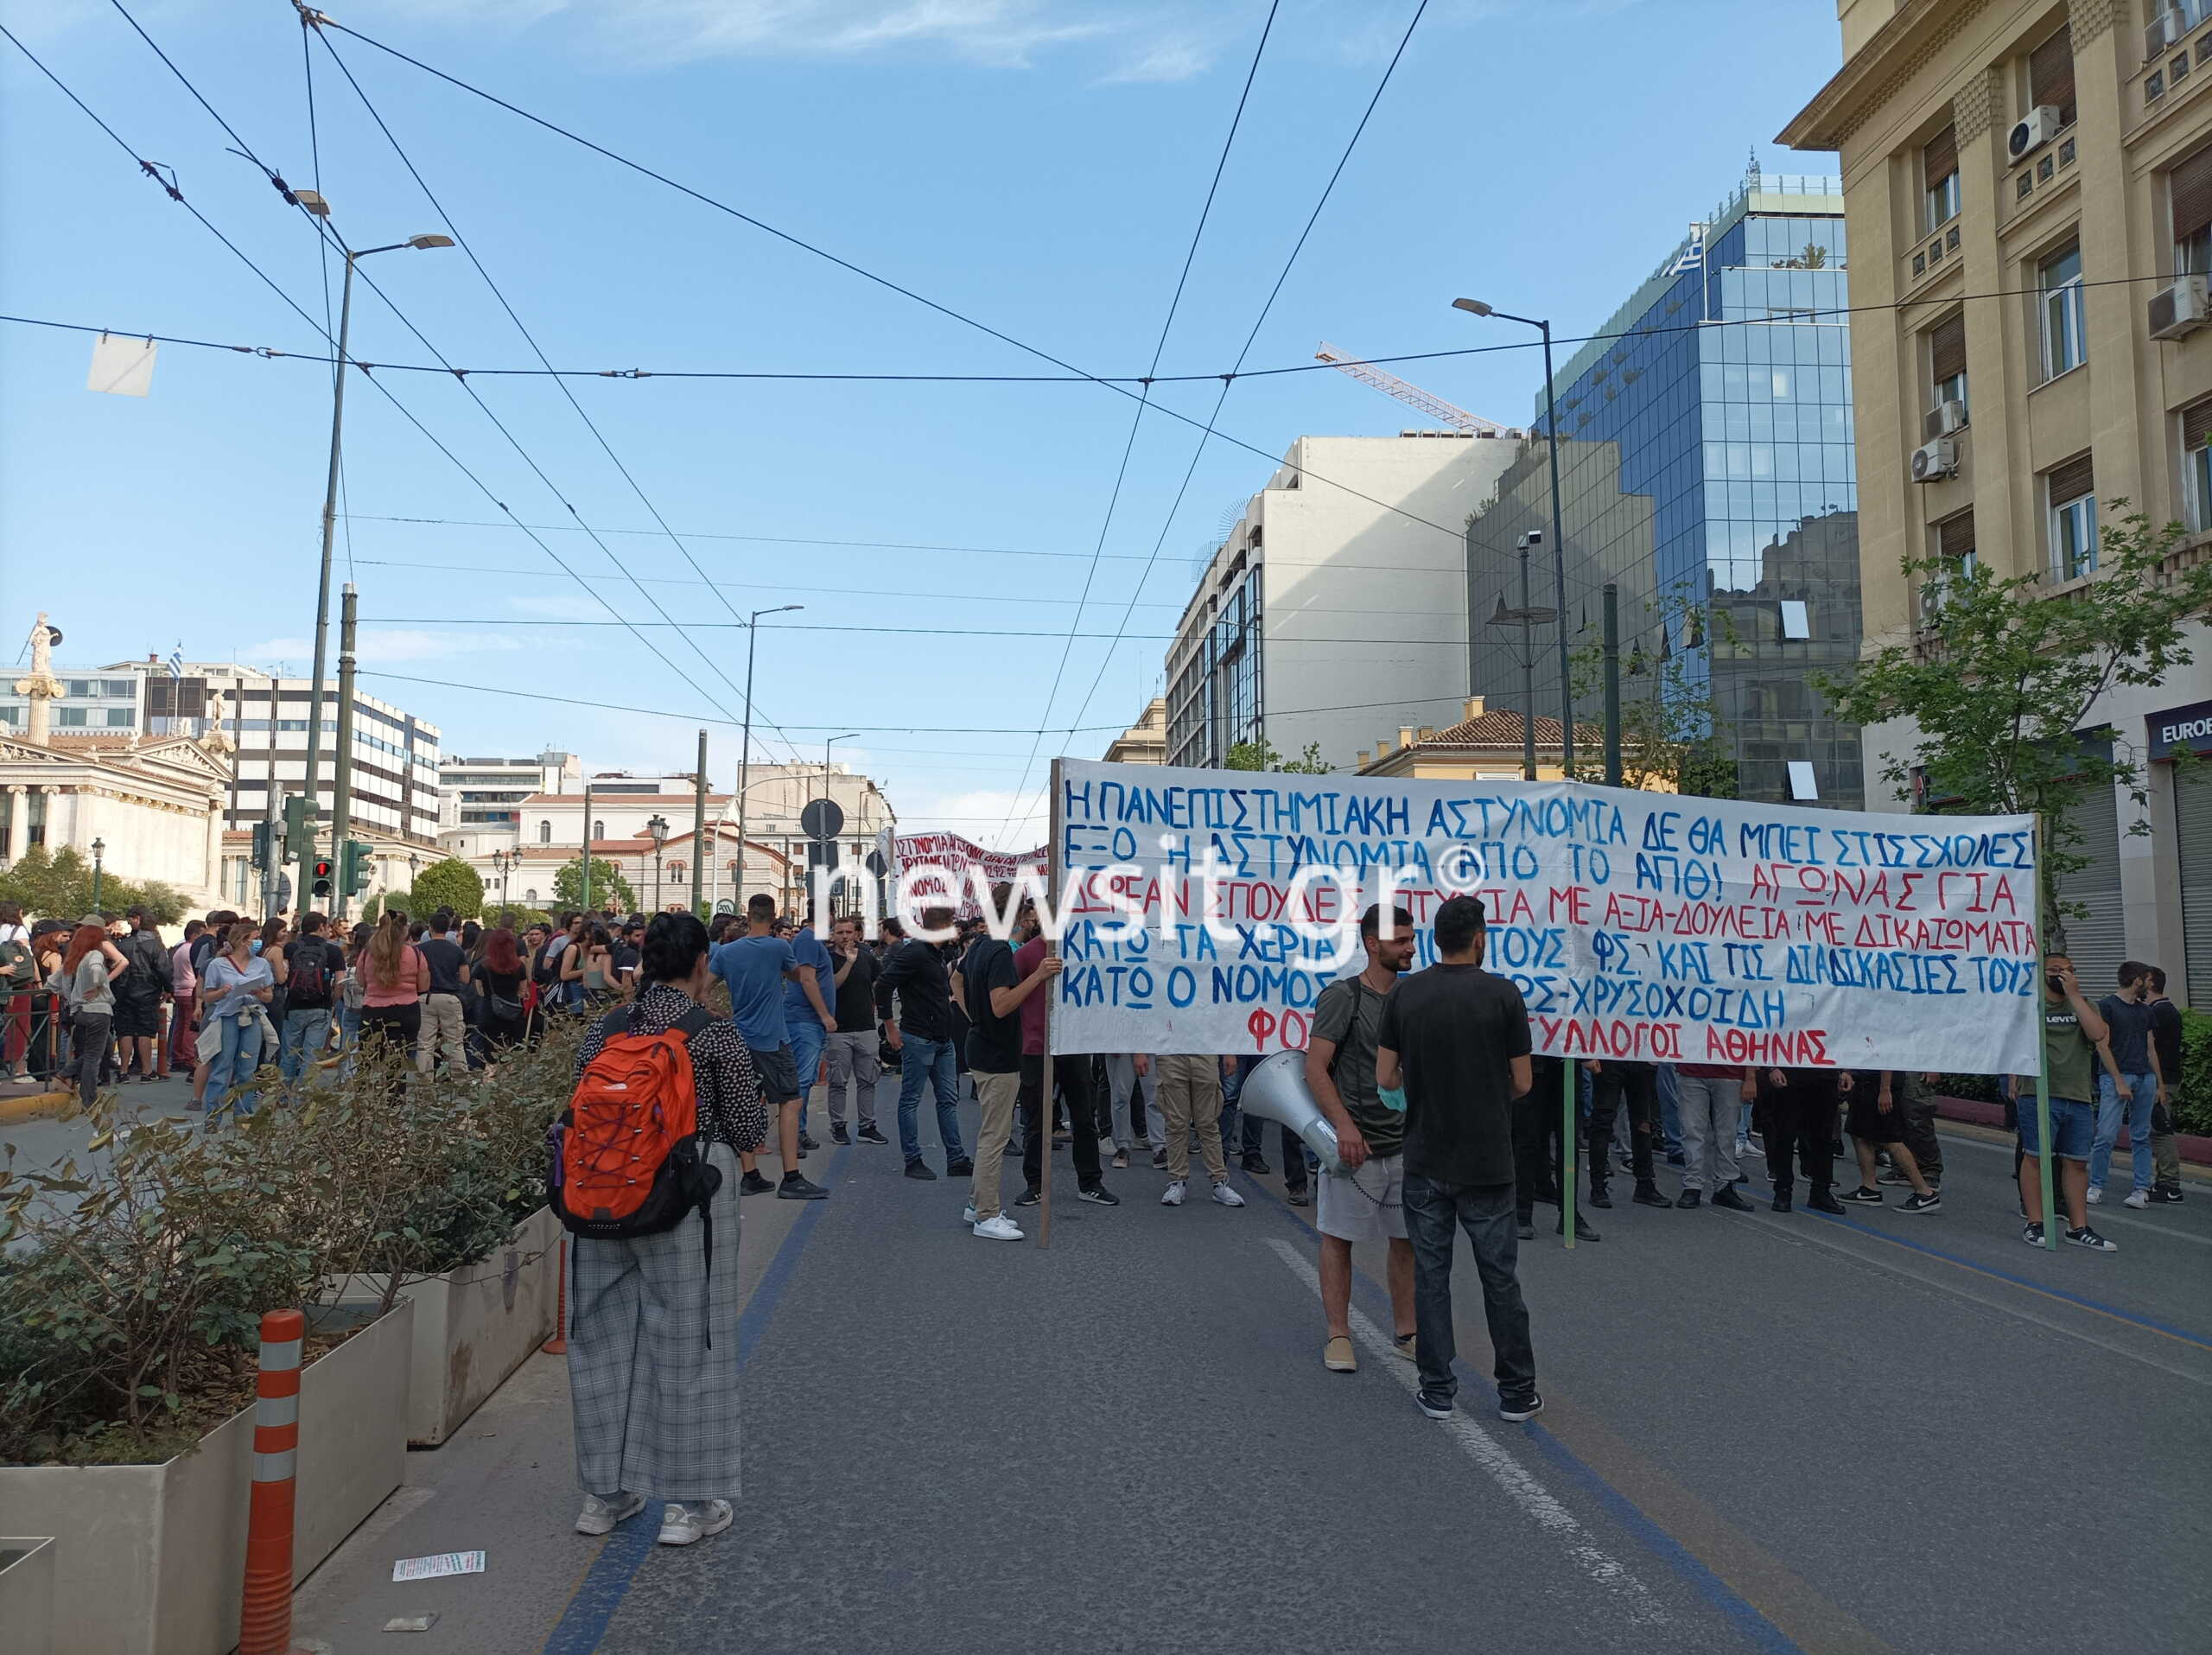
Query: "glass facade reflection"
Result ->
[[1467, 172, 1864, 806]]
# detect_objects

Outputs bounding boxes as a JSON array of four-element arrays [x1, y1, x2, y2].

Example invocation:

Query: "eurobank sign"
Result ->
[[2147, 697, 2212, 761]]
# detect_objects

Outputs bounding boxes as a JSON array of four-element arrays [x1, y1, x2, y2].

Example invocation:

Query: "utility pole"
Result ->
[[1602, 582, 1623, 786], [735, 605, 803, 908], [331, 583, 359, 922], [580, 778, 594, 914], [691, 729, 708, 919]]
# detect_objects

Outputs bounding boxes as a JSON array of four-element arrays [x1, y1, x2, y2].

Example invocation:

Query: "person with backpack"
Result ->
[[476, 927, 531, 1060], [560, 912, 767, 1549], [277, 913, 345, 1085], [0, 901, 35, 1084]]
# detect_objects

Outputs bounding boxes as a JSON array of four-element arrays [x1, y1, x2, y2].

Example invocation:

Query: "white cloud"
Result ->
[[887, 784, 1048, 850]]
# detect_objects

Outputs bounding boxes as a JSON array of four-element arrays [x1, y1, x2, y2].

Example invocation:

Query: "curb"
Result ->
[[0, 1088, 75, 1124], [1933, 1092, 2212, 1173]]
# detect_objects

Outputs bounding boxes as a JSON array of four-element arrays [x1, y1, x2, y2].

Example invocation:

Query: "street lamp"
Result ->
[[490, 847, 513, 908], [90, 837, 105, 914], [1453, 297, 1574, 774], [297, 216, 454, 932], [734, 606, 803, 908], [646, 814, 670, 913], [1486, 532, 1558, 781]]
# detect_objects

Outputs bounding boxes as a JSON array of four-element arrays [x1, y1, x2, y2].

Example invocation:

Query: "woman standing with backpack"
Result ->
[[562, 913, 765, 1549], [476, 927, 530, 1061]]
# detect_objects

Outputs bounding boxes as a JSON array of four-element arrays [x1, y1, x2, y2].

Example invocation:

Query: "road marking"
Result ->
[[1927, 1133, 2212, 1248], [1746, 1213, 2212, 1385], [1263, 1237, 1667, 1625]]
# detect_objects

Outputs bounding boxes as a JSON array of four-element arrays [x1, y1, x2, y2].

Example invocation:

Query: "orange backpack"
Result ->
[[551, 1003, 722, 1238]]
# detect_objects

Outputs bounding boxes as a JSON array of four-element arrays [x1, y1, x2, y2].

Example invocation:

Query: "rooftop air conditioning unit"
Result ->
[[2148, 274, 2211, 340], [2008, 105, 2063, 162], [1923, 399, 1968, 441], [1910, 437, 1960, 482]]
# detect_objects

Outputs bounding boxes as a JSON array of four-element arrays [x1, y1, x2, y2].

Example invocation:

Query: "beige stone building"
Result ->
[[1102, 698, 1167, 766], [1783, 0, 2212, 1005], [1356, 697, 1577, 782]]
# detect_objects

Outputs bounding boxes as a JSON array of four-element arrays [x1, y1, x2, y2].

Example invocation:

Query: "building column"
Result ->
[[1952, 65, 2032, 582], [2069, 0, 2148, 513], [0, 785, 22, 861]]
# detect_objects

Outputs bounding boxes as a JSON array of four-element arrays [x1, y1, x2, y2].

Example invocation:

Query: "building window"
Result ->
[[1928, 510, 1978, 619], [1928, 311, 1967, 421], [525, 888, 538, 904], [592, 818, 605, 841], [666, 862, 685, 884], [2172, 145, 2212, 276], [1923, 124, 1960, 233], [2039, 244, 2086, 379], [105, 708, 133, 727], [2046, 453, 2098, 580], [538, 819, 551, 843], [57, 707, 86, 727], [2029, 25, 2076, 127], [2183, 398, 2212, 531]]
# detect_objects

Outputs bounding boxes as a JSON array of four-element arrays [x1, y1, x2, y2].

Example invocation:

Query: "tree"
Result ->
[[409, 856, 484, 920], [551, 856, 636, 914], [1816, 505, 2212, 939], [1565, 586, 1739, 798], [1224, 737, 1332, 774], [0, 845, 189, 925]]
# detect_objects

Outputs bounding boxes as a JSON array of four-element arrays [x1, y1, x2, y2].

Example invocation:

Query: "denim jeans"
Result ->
[[2090, 1070, 2156, 1193], [788, 1017, 826, 1135], [896, 1034, 966, 1166], [207, 1013, 265, 1120], [1402, 1173, 1536, 1409], [279, 1006, 331, 1083]]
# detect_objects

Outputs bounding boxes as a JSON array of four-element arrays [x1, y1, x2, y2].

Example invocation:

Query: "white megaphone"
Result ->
[[1236, 1049, 1346, 1176]]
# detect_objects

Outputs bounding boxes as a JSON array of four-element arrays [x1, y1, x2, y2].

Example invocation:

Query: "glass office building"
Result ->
[[1466, 170, 1865, 806]]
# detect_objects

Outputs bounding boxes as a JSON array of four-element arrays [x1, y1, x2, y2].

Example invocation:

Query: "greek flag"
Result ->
[[167, 645, 183, 678], [1666, 224, 1705, 277]]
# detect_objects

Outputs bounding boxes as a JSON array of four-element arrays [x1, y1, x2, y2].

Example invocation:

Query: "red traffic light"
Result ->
[[313, 859, 334, 879]]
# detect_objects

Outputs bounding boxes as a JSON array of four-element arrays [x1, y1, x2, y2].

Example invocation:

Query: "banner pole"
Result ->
[[1040, 757, 1062, 1250], [2033, 812, 2056, 1250], [1560, 1056, 1577, 1250]]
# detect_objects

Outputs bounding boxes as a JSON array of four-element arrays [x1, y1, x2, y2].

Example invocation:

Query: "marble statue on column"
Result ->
[[13, 614, 61, 746]]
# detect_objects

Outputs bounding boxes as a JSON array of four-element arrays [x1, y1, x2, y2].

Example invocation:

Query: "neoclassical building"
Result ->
[[0, 731, 232, 912]]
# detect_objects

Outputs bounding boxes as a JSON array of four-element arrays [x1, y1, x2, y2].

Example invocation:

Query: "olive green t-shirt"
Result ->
[[1311, 974, 1402, 1157], [2043, 1003, 2097, 1104]]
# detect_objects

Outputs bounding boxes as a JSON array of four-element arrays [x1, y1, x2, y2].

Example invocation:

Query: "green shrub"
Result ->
[[2176, 1008, 2212, 1138]]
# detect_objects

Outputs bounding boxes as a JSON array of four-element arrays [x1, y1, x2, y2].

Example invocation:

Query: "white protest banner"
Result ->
[[1047, 759, 2041, 1076], [894, 832, 1047, 920]]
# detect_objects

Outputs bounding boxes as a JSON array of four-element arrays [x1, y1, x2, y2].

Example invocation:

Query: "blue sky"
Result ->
[[0, 0, 1844, 848]]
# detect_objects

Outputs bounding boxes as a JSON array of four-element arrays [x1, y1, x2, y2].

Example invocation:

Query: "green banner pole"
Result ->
[[1560, 1056, 1577, 1250], [2034, 813, 2056, 1249]]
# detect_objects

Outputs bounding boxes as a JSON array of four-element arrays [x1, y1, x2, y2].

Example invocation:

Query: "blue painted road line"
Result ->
[[542, 1144, 850, 1655]]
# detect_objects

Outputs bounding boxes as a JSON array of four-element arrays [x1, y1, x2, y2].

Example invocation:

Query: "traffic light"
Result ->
[[312, 857, 334, 900], [282, 792, 312, 854], [340, 839, 373, 897], [250, 820, 272, 871]]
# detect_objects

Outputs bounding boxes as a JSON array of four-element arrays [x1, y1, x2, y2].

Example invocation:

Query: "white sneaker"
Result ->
[[658, 1499, 734, 1546], [972, 1213, 1023, 1240], [2086, 1185, 2103, 1205], [2123, 1187, 2151, 1210], [1160, 1180, 1186, 1206], [575, 1491, 644, 1535], [961, 1202, 976, 1225], [1211, 1181, 1245, 1207]]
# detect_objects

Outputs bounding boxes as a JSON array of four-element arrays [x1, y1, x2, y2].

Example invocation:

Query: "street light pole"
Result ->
[[823, 732, 857, 918], [647, 814, 669, 913], [91, 837, 105, 914], [734, 606, 803, 909], [1455, 298, 1576, 774], [296, 223, 453, 924], [1485, 534, 1555, 781]]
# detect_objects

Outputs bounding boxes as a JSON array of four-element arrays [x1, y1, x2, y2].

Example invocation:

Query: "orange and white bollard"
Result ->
[[541, 1236, 569, 1356], [238, 1308, 304, 1655]]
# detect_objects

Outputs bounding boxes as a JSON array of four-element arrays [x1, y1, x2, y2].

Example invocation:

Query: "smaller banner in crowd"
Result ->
[[894, 832, 1048, 920], [1047, 759, 2043, 1077]]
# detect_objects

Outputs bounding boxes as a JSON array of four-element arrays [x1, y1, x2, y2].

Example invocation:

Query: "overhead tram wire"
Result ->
[[999, 0, 1283, 832], [308, 17, 810, 769], [100, 0, 779, 747], [359, 614, 1440, 643], [1001, 0, 1429, 838], [15, 21, 738, 735], [351, 556, 1191, 608]]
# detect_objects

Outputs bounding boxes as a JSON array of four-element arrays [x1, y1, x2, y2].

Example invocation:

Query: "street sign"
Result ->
[[714, 898, 735, 915], [799, 798, 844, 842], [864, 849, 888, 878]]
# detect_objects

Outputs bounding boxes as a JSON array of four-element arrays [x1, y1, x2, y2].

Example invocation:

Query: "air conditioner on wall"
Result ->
[[2148, 274, 2211, 340], [1910, 437, 1959, 482], [2008, 105, 2063, 162], [1923, 399, 1968, 440]]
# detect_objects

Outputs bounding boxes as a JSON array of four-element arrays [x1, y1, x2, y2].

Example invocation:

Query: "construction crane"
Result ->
[[1313, 341, 1519, 437]]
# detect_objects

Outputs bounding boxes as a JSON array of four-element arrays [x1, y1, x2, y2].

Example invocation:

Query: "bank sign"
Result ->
[[2147, 698, 2212, 761]]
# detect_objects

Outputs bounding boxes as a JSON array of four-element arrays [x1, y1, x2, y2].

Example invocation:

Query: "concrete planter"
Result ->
[[0, 1299, 411, 1655], [0, 1537, 56, 1655], [330, 1206, 562, 1447]]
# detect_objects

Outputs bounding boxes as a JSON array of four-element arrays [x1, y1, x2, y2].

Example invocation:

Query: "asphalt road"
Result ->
[[182, 1079, 2212, 1652]]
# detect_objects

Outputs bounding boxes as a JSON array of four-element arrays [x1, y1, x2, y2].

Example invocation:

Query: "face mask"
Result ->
[[1378, 1084, 1408, 1114]]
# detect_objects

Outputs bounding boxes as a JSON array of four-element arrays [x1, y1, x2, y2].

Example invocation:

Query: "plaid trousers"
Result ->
[[568, 1143, 744, 1503]]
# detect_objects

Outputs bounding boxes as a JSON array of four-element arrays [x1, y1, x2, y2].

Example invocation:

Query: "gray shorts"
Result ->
[[1315, 1152, 1407, 1244], [751, 1042, 800, 1104]]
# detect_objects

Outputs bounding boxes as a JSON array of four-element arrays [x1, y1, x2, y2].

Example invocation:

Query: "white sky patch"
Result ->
[[893, 785, 1048, 850], [243, 629, 524, 665]]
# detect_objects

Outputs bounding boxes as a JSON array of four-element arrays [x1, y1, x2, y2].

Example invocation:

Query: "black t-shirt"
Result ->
[[282, 936, 341, 1010], [2148, 998, 2183, 1087], [612, 942, 641, 983], [961, 939, 1021, 1074], [833, 945, 880, 1032], [2097, 994, 2154, 1074], [1376, 964, 1530, 1187], [418, 937, 467, 996]]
